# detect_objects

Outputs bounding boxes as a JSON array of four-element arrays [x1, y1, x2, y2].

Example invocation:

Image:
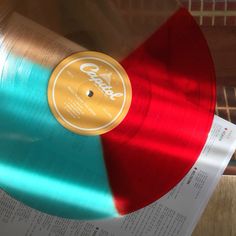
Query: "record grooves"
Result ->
[[0, 4, 216, 220], [102, 7, 216, 214]]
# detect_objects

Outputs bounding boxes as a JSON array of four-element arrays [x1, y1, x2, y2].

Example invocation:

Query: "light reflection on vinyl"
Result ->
[[0, 51, 119, 219], [0, 4, 216, 220]]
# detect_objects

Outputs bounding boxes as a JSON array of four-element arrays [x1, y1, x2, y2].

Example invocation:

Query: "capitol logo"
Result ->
[[80, 63, 123, 101]]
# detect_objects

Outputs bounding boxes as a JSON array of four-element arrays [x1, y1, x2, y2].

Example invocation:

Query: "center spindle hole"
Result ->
[[87, 90, 94, 97]]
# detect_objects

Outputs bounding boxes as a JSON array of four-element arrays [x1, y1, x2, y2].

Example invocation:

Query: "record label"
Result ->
[[47, 51, 132, 135]]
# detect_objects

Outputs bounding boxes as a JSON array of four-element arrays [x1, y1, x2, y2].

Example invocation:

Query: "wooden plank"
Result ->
[[201, 26, 236, 84], [192, 175, 236, 236]]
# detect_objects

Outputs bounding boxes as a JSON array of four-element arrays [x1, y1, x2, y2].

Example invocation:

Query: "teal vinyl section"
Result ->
[[0, 51, 118, 219]]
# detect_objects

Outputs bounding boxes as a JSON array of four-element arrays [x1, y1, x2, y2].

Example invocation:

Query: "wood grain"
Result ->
[[202, 27, 236, 85], [192, 175, 236, 236]]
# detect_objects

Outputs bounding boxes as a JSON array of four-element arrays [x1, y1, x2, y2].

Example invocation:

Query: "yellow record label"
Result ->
[[47, 51, 132, 135]]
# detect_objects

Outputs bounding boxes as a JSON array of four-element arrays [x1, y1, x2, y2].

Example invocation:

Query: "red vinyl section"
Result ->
[[102, 7, 216, 215]]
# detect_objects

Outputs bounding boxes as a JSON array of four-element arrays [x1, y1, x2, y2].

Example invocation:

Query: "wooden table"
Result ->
[[193, 175, 236, 236]]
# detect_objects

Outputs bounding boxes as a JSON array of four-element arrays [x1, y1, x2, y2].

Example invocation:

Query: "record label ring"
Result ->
[[48, 51, 132, 135]]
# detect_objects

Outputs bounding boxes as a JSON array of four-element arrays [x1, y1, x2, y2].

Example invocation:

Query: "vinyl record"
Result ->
[[0, 2, 215, 220]]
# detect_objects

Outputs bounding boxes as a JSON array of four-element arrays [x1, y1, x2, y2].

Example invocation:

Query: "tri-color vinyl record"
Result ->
[[0, 0, 216, 220]]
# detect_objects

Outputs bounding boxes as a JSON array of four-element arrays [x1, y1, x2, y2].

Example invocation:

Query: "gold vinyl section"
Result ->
[[0, 12, 85, 69]]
